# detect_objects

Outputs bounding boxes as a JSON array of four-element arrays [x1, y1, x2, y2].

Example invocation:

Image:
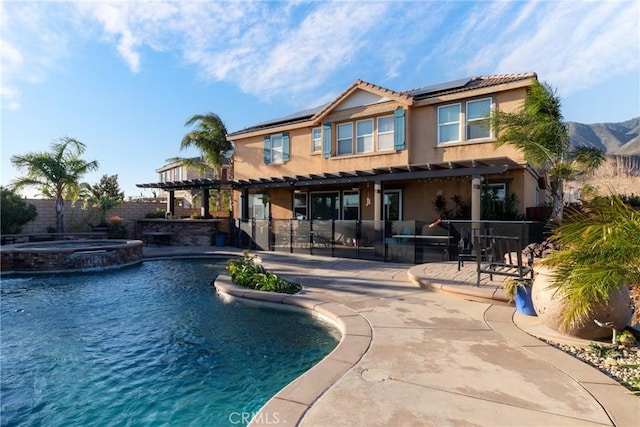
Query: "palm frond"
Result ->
[[541, 195, 640, 328]]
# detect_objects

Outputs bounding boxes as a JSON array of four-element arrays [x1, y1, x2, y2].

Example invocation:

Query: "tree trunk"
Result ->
[[550, 179, 564, 223], [55, 196, 64, 233]]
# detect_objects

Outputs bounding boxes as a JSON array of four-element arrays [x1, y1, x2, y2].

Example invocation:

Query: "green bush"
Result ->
[[226, 251, 302, 294], [145, 208, 166, 218], [1, 187, 37, 234]]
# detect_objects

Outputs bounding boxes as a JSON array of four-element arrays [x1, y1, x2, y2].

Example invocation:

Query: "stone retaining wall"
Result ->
[[1, 240, 143, 273], [137, 219, 226, 246]]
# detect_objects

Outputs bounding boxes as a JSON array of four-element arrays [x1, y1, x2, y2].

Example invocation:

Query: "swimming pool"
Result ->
[[0, 258, 339, 426]]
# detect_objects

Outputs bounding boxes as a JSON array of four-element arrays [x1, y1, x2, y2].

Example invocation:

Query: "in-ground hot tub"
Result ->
[[0, 240, 144, 273]]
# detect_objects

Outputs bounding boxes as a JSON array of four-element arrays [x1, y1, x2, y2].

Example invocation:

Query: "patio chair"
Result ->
[[457, 228, 473, 270]]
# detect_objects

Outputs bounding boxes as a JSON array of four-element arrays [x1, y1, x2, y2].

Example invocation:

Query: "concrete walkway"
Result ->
[[143, 246, 639, 427]]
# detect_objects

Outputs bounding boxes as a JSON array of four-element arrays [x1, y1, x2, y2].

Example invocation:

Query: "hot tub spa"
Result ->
[[0, 240, 144, 273]]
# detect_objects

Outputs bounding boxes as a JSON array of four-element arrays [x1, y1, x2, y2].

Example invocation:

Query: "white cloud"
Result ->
[[234, 2, 390, 100], [0, 2, 75, 110], [464, 1, 639, 96], [1, 0, 637, 112]]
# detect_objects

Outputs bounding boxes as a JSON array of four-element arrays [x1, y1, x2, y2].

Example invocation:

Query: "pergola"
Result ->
[[136, 157, 527, 222]]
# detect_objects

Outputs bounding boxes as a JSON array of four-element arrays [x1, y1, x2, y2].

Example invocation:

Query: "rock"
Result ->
[[605, 357, 618, 366]]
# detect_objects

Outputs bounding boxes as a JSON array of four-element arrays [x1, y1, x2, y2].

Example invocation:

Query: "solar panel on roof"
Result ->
[[410, 77, 472, 97], [251, 104, 326, 128]]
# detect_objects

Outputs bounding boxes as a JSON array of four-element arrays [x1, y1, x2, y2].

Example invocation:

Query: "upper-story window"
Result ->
[[438, 98, 493, 145], [336, 115, 397, 156], [437, 104, 461, 144], [272, 134, 284, 163], [263, 133, 290, 164], [337, 123, 353, 155], [160, 166, 182, 182], [466, 98, 492, 140], [356, 119, 373, 153], [377, 116, 394, 151], [311, 127, 322, 153], [319, 107, 405, 158]]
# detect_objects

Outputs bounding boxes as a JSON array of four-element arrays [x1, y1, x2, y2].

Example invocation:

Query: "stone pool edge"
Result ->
[[213, 275, 373, 427]]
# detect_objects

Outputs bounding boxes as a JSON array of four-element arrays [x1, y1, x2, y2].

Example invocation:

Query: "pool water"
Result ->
[[1, 259, 339, 426]]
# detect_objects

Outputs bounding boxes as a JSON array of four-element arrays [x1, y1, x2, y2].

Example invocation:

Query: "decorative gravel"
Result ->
[[543, 339, 640, 394]]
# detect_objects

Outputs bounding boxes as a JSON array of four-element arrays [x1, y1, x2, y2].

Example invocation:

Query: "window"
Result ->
[[330, 113, 403, 156], [487, 183, 506, 202], [438, 104, 461, 144], [384, 189, 402, 221], [311, 127, 322, 153], [356, 119, 373, 153], [466, 98, 491, 140], [248, 194, 269, 219], [438, 98, 493, 145], [342, 190, 359, 220], [294, 193, 308, 220], [263, 133, 289, 164], [310, 192, 340, 220], [377, 116, 394, 151], [271, 134, 284, 163], [337, 123, 353, 155]]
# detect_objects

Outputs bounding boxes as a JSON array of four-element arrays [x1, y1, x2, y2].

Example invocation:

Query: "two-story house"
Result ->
[[138, 73, 545, 261], [227, 74, 543, 253], [153, 157, 231, 216]]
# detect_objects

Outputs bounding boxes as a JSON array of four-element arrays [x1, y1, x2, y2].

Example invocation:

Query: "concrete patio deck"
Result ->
[[143, 246, 639, 427]]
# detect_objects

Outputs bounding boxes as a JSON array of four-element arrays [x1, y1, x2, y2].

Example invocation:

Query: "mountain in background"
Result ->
[[568, 117, 640, 156]]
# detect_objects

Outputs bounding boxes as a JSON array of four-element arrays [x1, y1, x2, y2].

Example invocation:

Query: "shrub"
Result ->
[[107, 216, 128, 239], [226, 251, 302, 294], [0, 187, 37, 234], [145, 208, 166, 218]]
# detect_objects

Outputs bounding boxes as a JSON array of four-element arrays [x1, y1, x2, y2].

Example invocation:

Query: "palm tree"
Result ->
[[488, 80, 605, 222], [171, 112, 232, 180], [10, 137, 99, 233], [80, 174, 125, 225], [169, 113, 233, 215], [540, 195, 640, 331]]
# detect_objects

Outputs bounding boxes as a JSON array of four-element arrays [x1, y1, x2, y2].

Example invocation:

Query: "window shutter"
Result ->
[[394, 108, 406, 150], [263, 135, 271, 164], [322, 123, 332, 158], [282, 132, 290, 162]]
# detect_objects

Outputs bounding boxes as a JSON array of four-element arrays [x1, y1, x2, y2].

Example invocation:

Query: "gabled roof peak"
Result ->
[[311, 79, 413, 122]]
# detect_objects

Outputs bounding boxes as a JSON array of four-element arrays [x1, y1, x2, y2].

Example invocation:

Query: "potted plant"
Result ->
[[503, 278, 536, 316], [532, 195, 638, 340]]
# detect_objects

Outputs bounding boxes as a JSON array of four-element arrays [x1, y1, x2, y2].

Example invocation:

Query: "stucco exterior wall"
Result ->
[[409, 87, 527, 165], [233, 111, 409, 182]]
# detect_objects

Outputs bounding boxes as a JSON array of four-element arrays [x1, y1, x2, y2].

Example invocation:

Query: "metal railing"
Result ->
[[230, 219, 546, 264]]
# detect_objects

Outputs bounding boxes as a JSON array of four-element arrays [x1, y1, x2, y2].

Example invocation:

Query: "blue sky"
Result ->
[[2, 0, 639, 199]]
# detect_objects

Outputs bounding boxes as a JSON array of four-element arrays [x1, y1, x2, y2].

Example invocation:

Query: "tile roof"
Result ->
[[409, 73, 537, 100], [229, 73, 537, 136]]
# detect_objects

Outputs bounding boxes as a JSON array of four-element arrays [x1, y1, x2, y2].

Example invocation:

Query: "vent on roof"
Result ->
[[410, 77, 472, 97]]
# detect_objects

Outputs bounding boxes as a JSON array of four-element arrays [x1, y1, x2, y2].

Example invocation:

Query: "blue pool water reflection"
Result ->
[[1, 259, 339, 426]]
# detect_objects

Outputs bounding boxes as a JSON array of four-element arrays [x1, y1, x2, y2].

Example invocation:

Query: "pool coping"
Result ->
[[213, 275, 372, 426]]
